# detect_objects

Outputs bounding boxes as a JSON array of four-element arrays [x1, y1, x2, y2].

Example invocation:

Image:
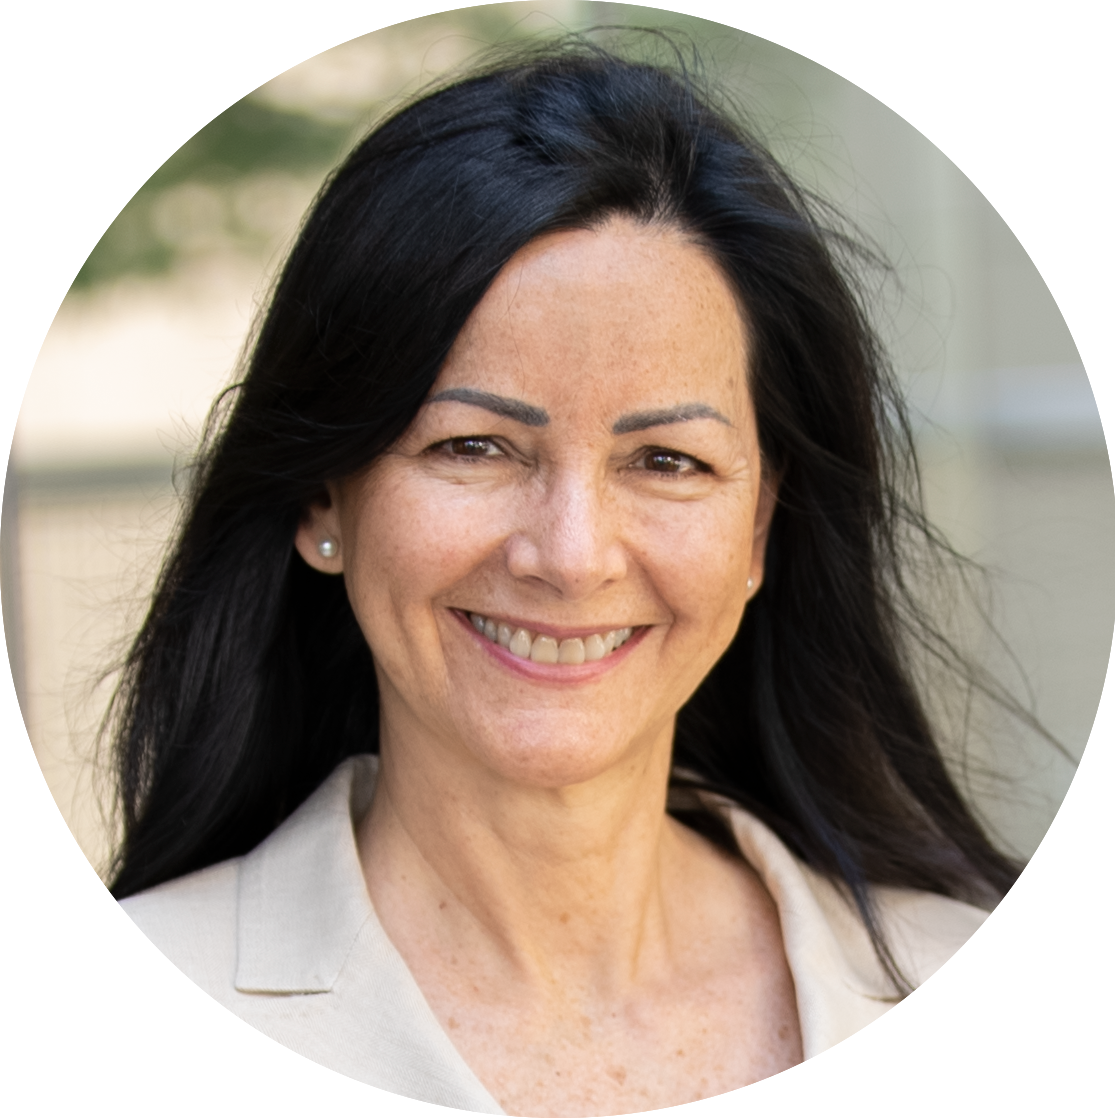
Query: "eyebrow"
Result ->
[[427, 388, 549, 427], [426, 389, 731, 435], [612, 403, 732, 435]]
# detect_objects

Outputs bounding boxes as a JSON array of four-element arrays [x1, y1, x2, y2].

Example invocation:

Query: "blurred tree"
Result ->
[[74, 100, 354, 287], [73, 3, 611, 289]]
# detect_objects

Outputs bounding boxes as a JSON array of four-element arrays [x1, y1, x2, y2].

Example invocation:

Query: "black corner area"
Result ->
[[2, 50, 273, 1109]]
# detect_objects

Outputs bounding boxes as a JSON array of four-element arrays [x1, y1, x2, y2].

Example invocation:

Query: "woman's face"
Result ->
[[297, 217, 776, 789]]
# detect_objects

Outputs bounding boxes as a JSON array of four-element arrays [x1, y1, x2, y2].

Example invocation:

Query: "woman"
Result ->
[[113, 40, 1017, 1115]]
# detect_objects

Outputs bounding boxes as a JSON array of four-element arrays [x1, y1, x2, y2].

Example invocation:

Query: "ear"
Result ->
[[293, 485, 345, 575], [746, 473, 779, 596]]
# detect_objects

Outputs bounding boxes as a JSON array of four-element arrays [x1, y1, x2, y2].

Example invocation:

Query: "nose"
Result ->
[[504, 466, 627, 600]]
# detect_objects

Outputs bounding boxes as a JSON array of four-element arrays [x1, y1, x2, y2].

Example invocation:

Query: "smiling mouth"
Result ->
[[466, 612, 636, 665]]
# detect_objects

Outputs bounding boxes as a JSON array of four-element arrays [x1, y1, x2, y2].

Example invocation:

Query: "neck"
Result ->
[[356, 710, 687, 995]]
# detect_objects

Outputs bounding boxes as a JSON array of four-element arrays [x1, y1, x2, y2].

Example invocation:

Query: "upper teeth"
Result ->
[[468, 613, 634, 664]]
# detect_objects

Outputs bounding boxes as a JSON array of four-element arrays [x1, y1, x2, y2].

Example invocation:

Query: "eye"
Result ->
[[634, 448, 711, 475], [440, 436, 503, 459]]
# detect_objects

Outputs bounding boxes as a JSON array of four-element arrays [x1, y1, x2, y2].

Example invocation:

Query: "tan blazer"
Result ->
[[122, 756, 988, 1111]]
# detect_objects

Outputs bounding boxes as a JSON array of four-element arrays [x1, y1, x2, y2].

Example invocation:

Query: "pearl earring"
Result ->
[[747, 578, 755, 590], [318, 539, 337, 559]]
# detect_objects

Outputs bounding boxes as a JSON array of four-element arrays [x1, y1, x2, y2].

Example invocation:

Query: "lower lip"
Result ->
[[452, 610, 647, 684]]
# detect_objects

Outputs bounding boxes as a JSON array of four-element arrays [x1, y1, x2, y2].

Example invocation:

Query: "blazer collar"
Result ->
[[228, 760, 921, 1109], [235, 755, 379, 994], [232, 753, 898, 1058], [725, 804, 900, 1057]]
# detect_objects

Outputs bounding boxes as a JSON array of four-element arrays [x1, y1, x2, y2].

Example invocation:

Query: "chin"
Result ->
[[460, 709, 667, 790]]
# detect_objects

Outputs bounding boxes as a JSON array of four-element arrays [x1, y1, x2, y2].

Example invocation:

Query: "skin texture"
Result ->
[[295, 218, 801, 1116]]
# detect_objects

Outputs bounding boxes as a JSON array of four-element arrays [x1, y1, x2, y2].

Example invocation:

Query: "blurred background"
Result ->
[[6, 3, 1111, 880]]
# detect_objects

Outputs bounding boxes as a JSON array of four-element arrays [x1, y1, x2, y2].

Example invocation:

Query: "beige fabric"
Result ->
[[122, 755, 988, 1110]]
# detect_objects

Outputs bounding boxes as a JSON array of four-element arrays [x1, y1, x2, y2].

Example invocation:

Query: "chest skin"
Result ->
[[375, 830, 804, 1118]]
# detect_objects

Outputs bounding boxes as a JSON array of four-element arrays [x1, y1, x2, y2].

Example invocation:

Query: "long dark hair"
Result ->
[[107, 37, 1023, 987]]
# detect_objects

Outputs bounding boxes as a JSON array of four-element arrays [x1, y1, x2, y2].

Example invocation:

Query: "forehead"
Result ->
[[437, 218, 751, 422]]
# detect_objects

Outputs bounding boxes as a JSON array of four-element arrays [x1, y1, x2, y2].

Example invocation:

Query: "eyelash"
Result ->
[[430, 437, 711, 476]]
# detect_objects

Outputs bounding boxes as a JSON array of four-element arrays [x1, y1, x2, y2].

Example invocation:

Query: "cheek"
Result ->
[[340, 473, 508, 618], [639, 497, 754, 632]]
